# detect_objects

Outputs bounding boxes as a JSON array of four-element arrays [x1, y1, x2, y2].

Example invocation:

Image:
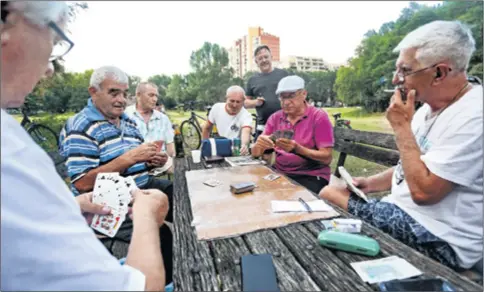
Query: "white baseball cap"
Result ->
[[275, 75, 305, 95]]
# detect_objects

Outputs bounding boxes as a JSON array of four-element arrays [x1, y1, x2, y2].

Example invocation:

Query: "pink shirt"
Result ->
[[264, 105, 334, 181]]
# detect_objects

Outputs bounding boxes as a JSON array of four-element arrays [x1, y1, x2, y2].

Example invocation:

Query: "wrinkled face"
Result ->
[[90, 78, 129, 120], [225, 91, 245, 115], [393, 48, 448, 103], [1, 10, 59, 108], [254, 48, 272, 73], [137, 84, 159, 111], [279, 89, 307, 115]]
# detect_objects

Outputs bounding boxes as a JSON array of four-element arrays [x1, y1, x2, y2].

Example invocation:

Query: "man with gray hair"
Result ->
[[59, 65, 174, 284], [202, 85, 253, 155], [321, 20, 483, 272], [1, 1, 169, 291]]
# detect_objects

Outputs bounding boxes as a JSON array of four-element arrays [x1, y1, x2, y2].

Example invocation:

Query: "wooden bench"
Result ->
[[332, 127, 399, 177]]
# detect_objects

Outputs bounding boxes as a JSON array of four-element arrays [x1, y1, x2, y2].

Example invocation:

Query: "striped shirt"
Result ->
[[59, 99, 150, 196]]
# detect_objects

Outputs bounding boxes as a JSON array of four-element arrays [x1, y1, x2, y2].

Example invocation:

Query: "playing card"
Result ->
[[93, 173, 122, 208], [282, 129, 294, 140], [123, 176, 138, 201], [263, 174, 281, 181], [337, 167, 369, 202], [91, 210, 126, 238], [203, 178, 222, 187]]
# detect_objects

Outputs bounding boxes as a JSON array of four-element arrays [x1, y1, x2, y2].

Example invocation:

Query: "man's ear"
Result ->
[[88, 86, 97, 96]]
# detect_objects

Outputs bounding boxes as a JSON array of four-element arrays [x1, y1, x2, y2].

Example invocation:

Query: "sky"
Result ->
[[63, 1, 441, 79]]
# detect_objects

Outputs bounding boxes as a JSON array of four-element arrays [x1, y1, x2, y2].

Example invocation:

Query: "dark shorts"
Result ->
[[286, 173, 328, 194], [347, 194, 458, 270]]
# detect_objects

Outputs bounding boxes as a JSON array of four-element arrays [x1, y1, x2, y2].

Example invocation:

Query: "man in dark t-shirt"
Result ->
[[245, 45, 289, 139]]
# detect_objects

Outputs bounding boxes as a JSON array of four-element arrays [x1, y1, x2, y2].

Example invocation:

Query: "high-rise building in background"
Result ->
[[228, 26, 280, 78], [279, 56, 328, 72]]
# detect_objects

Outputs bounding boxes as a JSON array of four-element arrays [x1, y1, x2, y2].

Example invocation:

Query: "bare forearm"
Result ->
[[201, 123, 212, 140], [166, 143, 175, 157], [125, 219, 165, 291], [74, 155, 134, 192], [241, 128, 251, 147], [295, 145, 332, 165], [367, 167, 395, 193], [244, 98, 258, 109], [394, 125, 432, 196], [251, 145, 267, 158]]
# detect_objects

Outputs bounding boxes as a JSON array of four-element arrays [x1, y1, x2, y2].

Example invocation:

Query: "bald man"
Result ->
[[125, 82, 175, 157]]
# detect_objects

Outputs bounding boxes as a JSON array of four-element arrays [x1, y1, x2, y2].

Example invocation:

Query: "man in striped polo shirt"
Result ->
[[59, 65, 173, 284]]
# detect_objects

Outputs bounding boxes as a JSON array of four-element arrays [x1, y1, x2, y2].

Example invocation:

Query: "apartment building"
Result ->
[[279, 55, 329, 72]]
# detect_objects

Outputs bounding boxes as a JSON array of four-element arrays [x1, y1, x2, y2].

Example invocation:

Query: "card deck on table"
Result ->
[[203, 178, 223, 187], [263, 174, 281, 181], [230, 182, 256, 194], [90, 172, 134, 237]]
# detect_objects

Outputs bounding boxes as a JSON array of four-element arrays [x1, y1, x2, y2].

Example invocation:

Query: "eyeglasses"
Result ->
[[392, 64, 443, 83], [278, 90, 302, 100], [1, 3, 74, 62], [48, 21, 74, 61]]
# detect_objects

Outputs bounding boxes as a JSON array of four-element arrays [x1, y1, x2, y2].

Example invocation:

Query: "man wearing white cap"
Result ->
[[251, 75, 334, 193]]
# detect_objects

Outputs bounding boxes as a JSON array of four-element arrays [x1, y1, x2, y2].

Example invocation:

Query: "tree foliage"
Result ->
[[26, 2, 482, 114], [334, 1, 483, 112]]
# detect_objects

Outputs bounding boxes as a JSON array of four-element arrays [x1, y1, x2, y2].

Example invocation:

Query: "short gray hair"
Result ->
[[226, 85, 245, 97], [89, 66, 129, 90], [393, 20, 476, 72], [136, 82, 158, 95], [6, 1, 68, 27]]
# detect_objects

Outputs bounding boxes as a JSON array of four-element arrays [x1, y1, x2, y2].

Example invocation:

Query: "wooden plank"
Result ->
[[243, 230, 321, 291], [172, 157, 220, 291], [334, 127, 398, 150], [274, 224, 373, 291], [305, 221, 483, 291], [334, 139, 400, 167], [187, 157, 253, 291]]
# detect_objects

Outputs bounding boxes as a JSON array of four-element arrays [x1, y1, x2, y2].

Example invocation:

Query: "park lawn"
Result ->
[[15, 107, 393, 198]]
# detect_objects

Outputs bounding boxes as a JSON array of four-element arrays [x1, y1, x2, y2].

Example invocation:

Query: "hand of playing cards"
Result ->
[[90, 173, 138, 237], [269, 129, 294, 142]]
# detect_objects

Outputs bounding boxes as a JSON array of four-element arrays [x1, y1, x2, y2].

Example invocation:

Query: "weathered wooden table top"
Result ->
[[173, 156, 483, 291]]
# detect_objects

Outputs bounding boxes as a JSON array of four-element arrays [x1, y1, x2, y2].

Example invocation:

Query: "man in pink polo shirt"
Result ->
[[251, 75, 334, 193]]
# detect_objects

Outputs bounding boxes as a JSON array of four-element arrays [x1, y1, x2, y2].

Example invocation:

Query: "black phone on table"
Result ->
[[241, 254, 279, 292]]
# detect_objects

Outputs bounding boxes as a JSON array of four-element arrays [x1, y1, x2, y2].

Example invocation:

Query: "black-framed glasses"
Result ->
[[48, 21, 74, 61], [1, 3, 74, 61]]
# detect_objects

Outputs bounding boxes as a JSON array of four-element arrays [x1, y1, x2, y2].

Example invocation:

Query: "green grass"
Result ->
[[16, 107, 393, 198]]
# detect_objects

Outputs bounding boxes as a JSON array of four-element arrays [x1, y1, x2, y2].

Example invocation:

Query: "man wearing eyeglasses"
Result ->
[[245, 45, 289, 140], [1, 1, 169, 291], [251, 75, 334, 194], [320, 21, 482, 273]]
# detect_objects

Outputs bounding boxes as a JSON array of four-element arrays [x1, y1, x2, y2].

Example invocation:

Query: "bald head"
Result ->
[[225, 85, 245, 115]]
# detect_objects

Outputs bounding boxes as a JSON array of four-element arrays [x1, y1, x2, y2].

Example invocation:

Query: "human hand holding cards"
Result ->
[[269, 129, 294, 142], [90, 173, 139, 237], [337, 167, 369, 202]]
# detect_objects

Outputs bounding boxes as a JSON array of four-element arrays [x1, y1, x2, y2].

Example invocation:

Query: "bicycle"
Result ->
[[180, 101, 217, 150], [332, 112, 352, 129], [20, 104, 60, 154]]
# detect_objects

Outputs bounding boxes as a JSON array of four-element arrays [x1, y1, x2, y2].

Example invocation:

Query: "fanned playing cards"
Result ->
[[338, 166, 369, 202], [90, 172, 138, 237]]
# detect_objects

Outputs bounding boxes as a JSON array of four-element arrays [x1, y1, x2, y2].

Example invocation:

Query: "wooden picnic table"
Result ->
[[172, 156, 483, 291]]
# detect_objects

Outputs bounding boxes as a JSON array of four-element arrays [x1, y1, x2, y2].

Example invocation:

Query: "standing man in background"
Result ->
[[245, 45, 289, 139]]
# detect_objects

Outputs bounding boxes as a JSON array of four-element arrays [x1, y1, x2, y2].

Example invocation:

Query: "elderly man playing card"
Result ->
[[59, 65, 174, 285], [1, 1, 171, 290], [320, 21, 482, 273], [251, 75, 334, 194]]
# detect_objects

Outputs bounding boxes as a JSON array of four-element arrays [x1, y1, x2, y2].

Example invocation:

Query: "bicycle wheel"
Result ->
[[180, 120, 201, 150], [28, 124, 59, 154]]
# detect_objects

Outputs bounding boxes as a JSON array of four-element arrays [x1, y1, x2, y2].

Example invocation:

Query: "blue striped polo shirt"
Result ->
[[59, 99, 150, 196]]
